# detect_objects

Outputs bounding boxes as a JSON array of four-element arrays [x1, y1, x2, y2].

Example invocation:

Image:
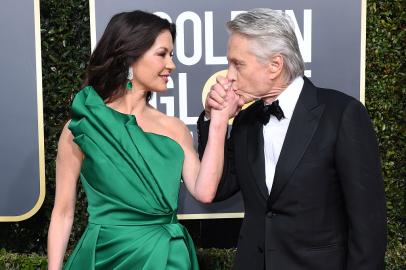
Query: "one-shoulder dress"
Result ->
[[64, 86, 199, 270]]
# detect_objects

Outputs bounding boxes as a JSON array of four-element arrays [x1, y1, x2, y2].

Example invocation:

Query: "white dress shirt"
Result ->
[[263, 76, 304, 194]]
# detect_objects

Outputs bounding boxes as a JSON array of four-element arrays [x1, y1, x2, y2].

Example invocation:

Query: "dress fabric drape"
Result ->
[[64, 86, 199, 270]]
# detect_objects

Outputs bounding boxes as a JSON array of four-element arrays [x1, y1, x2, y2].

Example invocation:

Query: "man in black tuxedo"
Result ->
[[198, 8, 387, 270]]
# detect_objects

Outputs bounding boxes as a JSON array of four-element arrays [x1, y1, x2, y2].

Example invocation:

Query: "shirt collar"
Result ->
[[270, 76, 304, 120]]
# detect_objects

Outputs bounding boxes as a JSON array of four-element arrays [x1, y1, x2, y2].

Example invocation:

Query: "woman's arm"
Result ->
[[180, 88, 242, 203], [47, 122, 83, 270]]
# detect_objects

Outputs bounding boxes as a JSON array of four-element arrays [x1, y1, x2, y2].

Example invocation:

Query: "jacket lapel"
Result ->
[[268, 77, 325, 205], [246, 101, 269, 200]]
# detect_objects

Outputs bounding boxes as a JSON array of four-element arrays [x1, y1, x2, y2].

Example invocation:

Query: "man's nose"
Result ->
[[226, 66, 236, 83]]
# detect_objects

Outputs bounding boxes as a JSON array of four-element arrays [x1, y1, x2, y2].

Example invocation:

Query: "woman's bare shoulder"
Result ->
[[152, 111, 190, 143], [58, 120, 84, 158]]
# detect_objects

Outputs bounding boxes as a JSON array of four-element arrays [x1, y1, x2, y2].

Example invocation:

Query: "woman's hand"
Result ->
[[205, 76, 245, 121]]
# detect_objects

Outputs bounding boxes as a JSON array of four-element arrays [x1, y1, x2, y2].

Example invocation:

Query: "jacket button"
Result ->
[[267, 211, 275, 218]]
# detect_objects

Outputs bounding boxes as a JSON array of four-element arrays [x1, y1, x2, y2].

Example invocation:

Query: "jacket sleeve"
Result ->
[[335, 99, 387, 270], [197, 111, 240, 201]]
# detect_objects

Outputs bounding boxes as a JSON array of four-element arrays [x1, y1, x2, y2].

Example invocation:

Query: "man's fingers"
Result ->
[[215, 76, 230, 88], [237, 92, 254, 104], [238, 97, 246, 107], [206, 97, 224, 110], [209, 87, 226, 104]]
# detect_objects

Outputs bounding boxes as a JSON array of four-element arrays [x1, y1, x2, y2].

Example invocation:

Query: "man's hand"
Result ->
[[205, 76, 244, 120]]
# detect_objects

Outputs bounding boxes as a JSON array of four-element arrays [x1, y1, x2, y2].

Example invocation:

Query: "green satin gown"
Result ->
[[64, 86, 199, 270]]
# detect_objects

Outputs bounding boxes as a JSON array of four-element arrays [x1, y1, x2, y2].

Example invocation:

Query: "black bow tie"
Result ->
[[257, 100, 285, 124]]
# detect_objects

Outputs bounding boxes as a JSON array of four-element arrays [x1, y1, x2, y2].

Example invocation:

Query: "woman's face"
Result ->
[[131, 30, 175, 92]]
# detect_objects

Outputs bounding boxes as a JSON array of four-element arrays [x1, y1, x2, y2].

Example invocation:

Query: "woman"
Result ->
[[47, 10, 240, 269]]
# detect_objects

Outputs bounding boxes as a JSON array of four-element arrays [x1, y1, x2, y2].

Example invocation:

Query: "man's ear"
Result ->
[[268, 54, 284, 80]]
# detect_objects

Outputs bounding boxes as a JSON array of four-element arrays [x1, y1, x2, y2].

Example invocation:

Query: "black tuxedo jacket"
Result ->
[[197, 77, 386, 270]]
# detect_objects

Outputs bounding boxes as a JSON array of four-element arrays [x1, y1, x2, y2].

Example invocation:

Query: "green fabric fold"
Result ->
[[64, 86, 198, 269]]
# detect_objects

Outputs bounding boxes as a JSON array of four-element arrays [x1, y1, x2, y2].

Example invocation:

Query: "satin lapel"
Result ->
[[269, 78, 325, 205], [246, 105, 268, 200]]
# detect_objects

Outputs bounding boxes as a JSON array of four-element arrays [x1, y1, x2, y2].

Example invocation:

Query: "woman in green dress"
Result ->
[[47, 10, 242, 270]]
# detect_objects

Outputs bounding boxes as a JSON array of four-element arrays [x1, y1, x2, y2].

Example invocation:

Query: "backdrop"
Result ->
[[90, 0, 365, 218], [0, 0, 44, 221], [0, 0, 365, 221]]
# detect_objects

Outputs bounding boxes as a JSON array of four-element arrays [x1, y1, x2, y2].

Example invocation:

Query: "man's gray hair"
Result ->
[[227, 8, 304, 83]]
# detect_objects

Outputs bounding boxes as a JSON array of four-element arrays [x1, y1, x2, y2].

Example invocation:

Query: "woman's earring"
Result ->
[[127, 67, 133, 90]]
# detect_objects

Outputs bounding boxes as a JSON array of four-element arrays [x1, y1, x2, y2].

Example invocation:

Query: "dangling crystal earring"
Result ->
[[126, 67, 133, 90]]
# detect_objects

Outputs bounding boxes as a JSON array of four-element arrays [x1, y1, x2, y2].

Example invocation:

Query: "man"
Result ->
[[198, 8, 387, 270]]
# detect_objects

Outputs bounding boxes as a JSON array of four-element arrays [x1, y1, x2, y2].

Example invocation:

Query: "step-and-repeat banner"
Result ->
[[0, 0, 45, 221], [0, 0, 365, 221], [90, 0, 366, 219]]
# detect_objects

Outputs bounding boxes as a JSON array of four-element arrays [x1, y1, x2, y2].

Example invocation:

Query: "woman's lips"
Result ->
[[160, 74, 170, 83]]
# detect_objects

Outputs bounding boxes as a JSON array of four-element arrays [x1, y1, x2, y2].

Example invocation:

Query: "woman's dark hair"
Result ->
[[84, 10, 176, 102]]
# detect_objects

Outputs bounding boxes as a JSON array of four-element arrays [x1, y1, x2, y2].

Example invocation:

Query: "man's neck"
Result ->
[[262, 78, 289, 104]]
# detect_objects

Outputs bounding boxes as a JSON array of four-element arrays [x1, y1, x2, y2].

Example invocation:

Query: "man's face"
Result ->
[[226, 33, 272, 99]]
